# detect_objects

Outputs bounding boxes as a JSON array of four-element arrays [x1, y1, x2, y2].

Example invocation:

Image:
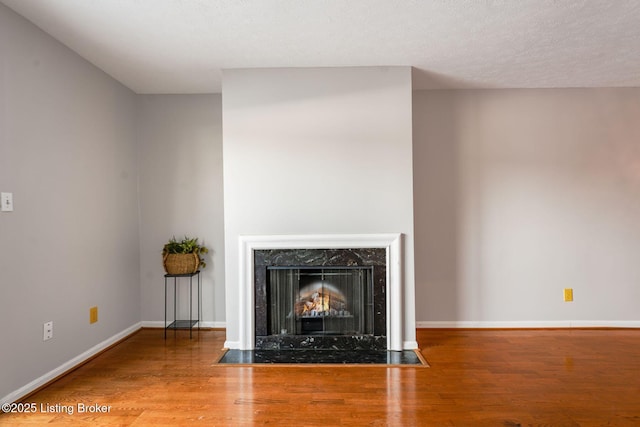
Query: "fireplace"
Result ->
[[254, 248, 386, 350], [232, 234, 407, 351]]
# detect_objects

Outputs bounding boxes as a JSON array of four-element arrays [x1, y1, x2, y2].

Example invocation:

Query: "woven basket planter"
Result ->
[[163, 253, 200, 275]]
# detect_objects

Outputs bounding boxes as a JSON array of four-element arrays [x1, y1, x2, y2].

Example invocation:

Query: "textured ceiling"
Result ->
[[3, 0, 640, 94]]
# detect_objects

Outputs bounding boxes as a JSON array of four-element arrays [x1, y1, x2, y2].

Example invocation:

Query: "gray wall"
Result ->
[[222, 67, 416, 347], [413, 88, 640, 325], [137, 94, 225, 325], [0, 4, 140, 399]]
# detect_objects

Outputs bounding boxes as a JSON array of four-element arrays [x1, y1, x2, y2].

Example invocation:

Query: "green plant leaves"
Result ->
[[162, 236, 209, 269]]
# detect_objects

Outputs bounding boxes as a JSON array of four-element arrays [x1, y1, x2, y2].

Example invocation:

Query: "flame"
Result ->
[[295, 287, 346, 317], [295, 282, 347, 317], [300, 292, 331, 315]]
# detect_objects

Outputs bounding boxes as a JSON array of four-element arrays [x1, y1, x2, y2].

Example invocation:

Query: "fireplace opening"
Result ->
[[267, 267, 374, 337]]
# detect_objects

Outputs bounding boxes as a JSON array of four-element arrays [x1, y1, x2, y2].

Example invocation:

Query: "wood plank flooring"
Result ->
[[1, 328, 639, 426]]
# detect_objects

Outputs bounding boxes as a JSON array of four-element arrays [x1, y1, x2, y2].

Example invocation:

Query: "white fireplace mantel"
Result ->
[[230, 233, 405, 351]]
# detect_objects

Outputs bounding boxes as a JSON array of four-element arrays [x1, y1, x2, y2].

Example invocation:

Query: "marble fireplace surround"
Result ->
[[235, 234, 404, 351]]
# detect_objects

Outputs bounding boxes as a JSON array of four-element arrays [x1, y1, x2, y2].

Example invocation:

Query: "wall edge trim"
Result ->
[[416, 320, 640, 328]]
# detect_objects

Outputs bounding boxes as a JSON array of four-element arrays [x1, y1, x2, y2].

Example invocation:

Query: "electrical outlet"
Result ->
[[563, 288, 574, 302], [90, 306, 98, 324], [43, 321, 53, 341]]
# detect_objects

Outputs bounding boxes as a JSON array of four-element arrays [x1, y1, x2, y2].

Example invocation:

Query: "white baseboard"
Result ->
[[141, 321, 226, 328], [1, 322, 142, 405], [197, 321, 226, 329], [416, 320, 640, 328]]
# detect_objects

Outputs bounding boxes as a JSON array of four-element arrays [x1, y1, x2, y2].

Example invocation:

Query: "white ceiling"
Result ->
[[3, 0, 640, 94]]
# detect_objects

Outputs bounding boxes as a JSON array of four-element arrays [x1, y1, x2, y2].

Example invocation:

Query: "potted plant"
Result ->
[[162, 236, 209, 274]]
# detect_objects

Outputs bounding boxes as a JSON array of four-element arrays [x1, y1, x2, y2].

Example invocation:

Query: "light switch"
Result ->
[[1, 192, 13, 212]]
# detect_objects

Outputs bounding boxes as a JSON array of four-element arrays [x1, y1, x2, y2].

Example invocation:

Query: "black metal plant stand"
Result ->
[[164, 271, 201, 339]]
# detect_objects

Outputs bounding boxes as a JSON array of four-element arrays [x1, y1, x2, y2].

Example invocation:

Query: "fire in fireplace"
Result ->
[[296, 282, 347, 315], [268, 267, 374, 336]]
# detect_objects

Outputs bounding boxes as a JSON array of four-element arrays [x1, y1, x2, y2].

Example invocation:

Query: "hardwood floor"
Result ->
[[2, 328, 639, 426]]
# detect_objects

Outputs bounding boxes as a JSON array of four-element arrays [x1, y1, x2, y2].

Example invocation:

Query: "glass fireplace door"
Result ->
[[267, 267, 374, 337]]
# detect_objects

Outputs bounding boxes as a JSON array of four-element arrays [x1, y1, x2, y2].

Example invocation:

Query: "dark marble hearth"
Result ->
[[217, 349, 424, 365]]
